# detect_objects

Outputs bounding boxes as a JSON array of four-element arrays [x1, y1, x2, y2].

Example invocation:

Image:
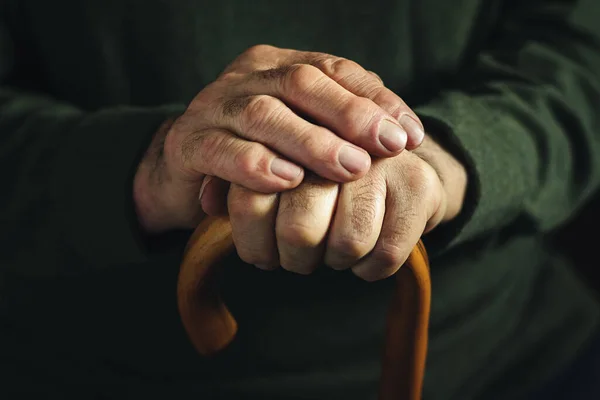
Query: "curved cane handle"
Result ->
[[177, 215, 237, 355], [177, 215, 431, 400]]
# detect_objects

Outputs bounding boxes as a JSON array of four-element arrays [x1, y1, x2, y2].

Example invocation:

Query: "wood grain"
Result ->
[[178, 215, 431, 400]]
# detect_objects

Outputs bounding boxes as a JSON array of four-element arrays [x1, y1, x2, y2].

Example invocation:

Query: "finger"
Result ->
[[324, 171, 386, 270], [350, 193, 425, 283], [276, 174, 339, 275], [221, 46, 424, 150], [199, 176, 230, 216], [367, 70, 384, 85], [228, 183, 280, 269], [214, 94, 372, 182], [308, 57, 425, 150], [350, 161, 440, 282], [219, 64, 408, 157], [172, 127, 305, 193]]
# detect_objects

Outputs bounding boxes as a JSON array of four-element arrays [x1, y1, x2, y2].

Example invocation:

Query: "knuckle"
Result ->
[[333, 181, 386, 247], [374, 232, 410, 268], [388, 104, 408, 120], [217, 71, 241, 83], [311, 57, 361, 81], [340, 96, 375, 133], [318, 137, 345, 168], [320, 58, 377, 93], [232, 144, 269, 176], [345, 95, 373, 115], [244, 94, 276, 117], [308, 56, 336, 76], [403, 161, 440, 199], [353, 247, 405, 282], [329, 236, 372, 261], [329, 58, 362, 80], [290, 125, 338, 167], [351, 95, 380, 118], [375, 246, 405, 270], [243, 44, 273, 58], [377, 93, 410, 119], [368, 70, 384, 84], [284, 64, 325, 96], [162, 122, 185, 164], [241, 95, 285, 132], [277, 222, 322, 249]]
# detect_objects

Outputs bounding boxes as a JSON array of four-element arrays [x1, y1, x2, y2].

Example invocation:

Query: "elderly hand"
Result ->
[[134, 45, 425, 233], [228, 135, 467, 281]]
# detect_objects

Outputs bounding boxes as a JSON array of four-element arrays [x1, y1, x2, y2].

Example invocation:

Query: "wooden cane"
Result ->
[[177, 215, 431, 400]]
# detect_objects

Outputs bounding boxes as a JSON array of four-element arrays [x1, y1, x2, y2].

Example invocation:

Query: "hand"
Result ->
[[227, 135, 467, 281], [134, 45, 425, 233]]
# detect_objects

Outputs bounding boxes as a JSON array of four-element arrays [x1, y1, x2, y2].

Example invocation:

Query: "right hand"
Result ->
[[134, 45, 425, 233]]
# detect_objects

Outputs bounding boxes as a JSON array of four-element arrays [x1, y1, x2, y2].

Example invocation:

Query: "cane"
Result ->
[[177, 215, 431, 400]]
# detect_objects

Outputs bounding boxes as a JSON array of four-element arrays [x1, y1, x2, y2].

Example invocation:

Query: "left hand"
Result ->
[[226, 134, 467, 281]]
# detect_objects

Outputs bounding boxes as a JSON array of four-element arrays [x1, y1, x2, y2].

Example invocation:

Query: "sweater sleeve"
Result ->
[[0, 11, 186, 277], [416, 0, 600, 253]]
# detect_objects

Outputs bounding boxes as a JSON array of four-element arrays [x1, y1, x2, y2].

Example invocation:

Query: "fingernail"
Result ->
[[339, 145, 370, 174], [198, 176, 213, 200], [399, 115, 425, 145], [271, 158, 302, 181], [378, 119, 407, 152]]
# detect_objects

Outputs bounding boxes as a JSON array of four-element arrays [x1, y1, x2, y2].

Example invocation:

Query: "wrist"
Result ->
[[413, 134, 468, 222], [133, 119, 177, 234], [133, 163, 166, 233]]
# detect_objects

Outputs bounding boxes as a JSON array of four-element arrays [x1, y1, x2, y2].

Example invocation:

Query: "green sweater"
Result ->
[[2, 0, 600, 399]]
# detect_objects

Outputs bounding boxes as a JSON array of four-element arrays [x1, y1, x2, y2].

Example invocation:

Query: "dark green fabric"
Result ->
[[1, 0, 599, 399]]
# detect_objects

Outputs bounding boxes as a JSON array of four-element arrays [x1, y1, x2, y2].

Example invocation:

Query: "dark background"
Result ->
[[553, 191, 600, 296]]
